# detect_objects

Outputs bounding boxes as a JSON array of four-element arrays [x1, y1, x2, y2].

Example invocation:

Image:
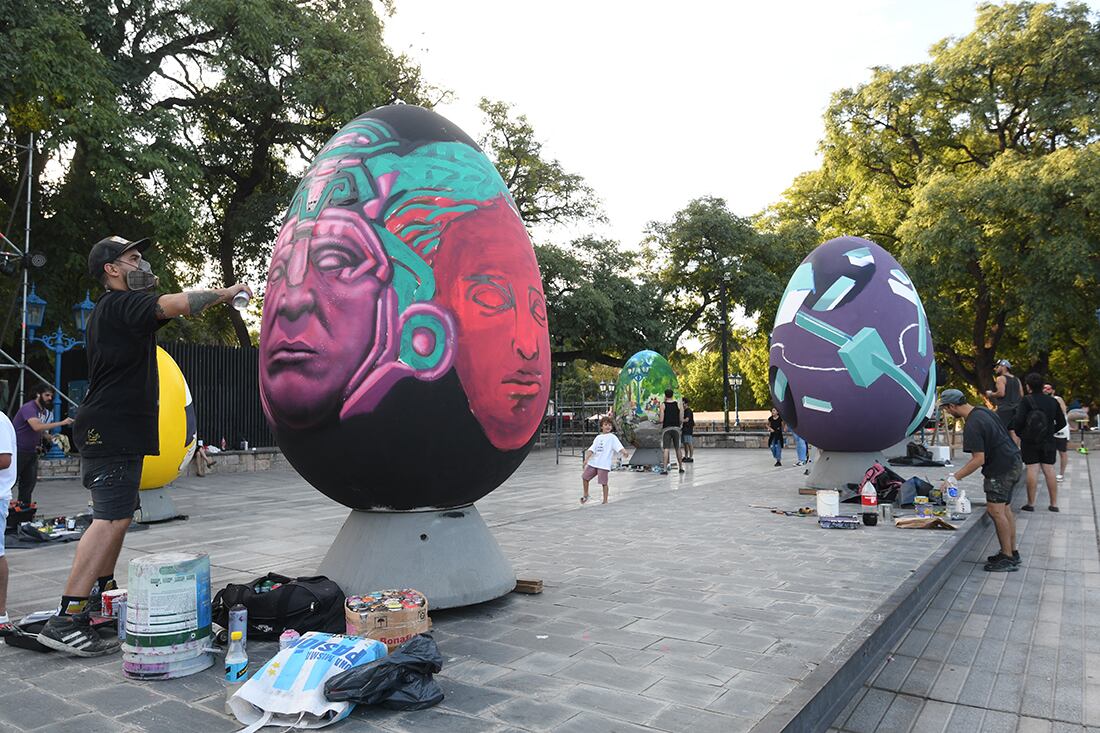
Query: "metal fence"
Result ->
[[161, 343, 273, 449], [55, 341, 274, 449]]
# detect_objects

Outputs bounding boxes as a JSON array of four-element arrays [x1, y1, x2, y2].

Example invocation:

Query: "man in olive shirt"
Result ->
[[37, 236, 251, 656], [939, 389, 1024, 572]]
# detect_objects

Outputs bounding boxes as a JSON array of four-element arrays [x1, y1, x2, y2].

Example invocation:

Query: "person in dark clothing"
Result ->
[[37, 235, 251, 657], [767, 407, 783, 466], [658, 389, 684, 474], [681, 397, 695, 463], [11, 384, 72, 505], [1013, 373, 1067, 512], [985, 359, 1022, 439], [939, 389, 1024, 572]]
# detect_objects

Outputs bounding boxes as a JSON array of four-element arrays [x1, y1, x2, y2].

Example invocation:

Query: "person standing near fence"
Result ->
[[37, 235, 251, 657], [12, 384, 72, 506]]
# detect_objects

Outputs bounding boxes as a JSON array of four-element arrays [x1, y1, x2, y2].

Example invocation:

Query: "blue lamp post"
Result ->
[[25, 285, 95, 459]]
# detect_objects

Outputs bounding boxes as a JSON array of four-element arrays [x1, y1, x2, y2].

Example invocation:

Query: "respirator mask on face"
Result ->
[[118, 258, 159, 291]]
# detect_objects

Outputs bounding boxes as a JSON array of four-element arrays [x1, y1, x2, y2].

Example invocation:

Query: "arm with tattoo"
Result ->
[[155, 284, 251, 319]]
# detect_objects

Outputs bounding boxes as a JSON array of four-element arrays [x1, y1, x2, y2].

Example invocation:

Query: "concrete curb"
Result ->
[[750, 503, 993, 733]]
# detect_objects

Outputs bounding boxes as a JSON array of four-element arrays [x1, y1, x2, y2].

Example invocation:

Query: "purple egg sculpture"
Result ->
[[768, 236, 936, 452]]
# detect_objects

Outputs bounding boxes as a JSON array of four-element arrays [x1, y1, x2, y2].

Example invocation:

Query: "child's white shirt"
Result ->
[[587, 433, 625, 470]]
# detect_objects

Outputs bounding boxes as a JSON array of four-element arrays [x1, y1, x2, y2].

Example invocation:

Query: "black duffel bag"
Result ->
[[212, 573, 345, 640]]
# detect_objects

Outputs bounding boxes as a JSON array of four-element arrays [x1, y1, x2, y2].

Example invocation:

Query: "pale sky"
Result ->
[[383, 0, 1003, 247]]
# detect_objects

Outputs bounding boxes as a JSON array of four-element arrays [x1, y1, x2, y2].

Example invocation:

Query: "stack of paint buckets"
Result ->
[[122, 552, 214, 680]]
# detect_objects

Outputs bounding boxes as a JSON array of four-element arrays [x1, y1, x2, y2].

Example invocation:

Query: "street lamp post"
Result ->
[[598, 381, 613, 414], [25, 285, 95, 459], [729, 373, 743, 428]]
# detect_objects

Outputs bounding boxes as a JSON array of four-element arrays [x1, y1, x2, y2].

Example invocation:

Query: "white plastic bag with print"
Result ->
[[229, 631, 387, 732]]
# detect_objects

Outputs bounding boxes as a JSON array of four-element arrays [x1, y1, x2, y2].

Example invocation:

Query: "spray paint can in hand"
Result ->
[[229, 604, 248, 650]]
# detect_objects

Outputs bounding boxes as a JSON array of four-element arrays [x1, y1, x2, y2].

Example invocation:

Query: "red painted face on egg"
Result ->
[[433, 201, 550, 451]]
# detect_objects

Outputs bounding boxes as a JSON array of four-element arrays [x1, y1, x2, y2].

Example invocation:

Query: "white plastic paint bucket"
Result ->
[[816, 489, 840, 517], [123, 552, 213, 680]]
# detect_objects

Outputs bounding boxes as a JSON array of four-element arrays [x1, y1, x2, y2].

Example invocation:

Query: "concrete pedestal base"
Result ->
[[317, 505, 515, 609], [628, 447, 664, 467], [134, 486, 182, 523], [806, 451, 886, 490]]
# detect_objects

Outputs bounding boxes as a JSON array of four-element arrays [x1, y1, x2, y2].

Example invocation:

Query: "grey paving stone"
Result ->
[[987, 672, 1024, 713], [899, 659, 941, 697], [705, 689, 778, 720], [1017, 717, 1053, 733], [928, 664, 970, 703], [559, 684, 668, 724], [877, 692, 925, 732], [484, 670, 576, 700], [435, 677, 515, 716], [384, 707, 508, 733], [72, 683, 168, 716], [640, 677, 723, 708], [841, 687, 895, 733], [554, 659, 663, 693], [648, 704, 753, 733], [946, 702, 985, 729], [909, 699, 955, 733], [26, 712, 139, 733], [117, 699, 235, 733], [957, 668, 997, 708], [489, 697, 580, 731], [982, 709, 1020, 733], [551, 711, 656, 733], [570, 643, 662, 668], [0, 688, 92, 731]]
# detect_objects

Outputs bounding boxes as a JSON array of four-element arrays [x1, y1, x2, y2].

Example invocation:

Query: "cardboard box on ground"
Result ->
[[345, 589, 431, 651]]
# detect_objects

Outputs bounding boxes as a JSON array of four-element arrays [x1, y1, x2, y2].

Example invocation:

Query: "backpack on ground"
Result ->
[[1021, 397, 1052, 444], [212, 574, 345, 641]]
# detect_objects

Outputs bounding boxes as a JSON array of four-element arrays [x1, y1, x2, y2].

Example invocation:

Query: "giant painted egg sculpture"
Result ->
[[139, 347, 197, 489], [612, 350, 680, 446], [259, 105, 550, 510], [768, 236, 936, 452]]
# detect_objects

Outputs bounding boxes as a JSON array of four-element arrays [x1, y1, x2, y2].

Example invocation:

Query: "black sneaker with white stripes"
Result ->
[[36, 613, 121, 657]]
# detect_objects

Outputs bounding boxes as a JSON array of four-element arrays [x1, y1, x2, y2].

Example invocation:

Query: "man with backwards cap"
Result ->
[[36, 236, 251, 656], [985, 359, 1023, 439], [938, 388, 1024, 572]]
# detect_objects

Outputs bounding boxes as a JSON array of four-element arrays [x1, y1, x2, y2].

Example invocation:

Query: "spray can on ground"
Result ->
[[224, 630, 248, 714], [117, 599, 127, 641], [229, 604, 248, 650]]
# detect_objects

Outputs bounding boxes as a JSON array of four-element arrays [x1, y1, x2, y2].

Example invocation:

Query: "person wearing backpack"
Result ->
[[1013, 373, 1067, 513], [938, 389, 1023, 572]]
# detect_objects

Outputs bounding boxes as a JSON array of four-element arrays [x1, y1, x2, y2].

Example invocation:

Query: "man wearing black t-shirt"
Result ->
[[939, 389, 1024, 572], [37, 236, 251, 656]]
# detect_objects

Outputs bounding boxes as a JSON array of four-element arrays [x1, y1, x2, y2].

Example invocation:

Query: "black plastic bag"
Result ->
[[324, 634, 444, 711]]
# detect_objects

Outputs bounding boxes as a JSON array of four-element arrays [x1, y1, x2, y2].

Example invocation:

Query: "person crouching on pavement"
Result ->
[[938, 389, 1024, 572]]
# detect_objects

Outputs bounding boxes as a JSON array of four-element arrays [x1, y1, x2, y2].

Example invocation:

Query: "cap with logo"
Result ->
[[995, 359, 1012, 369], [87, 236, 152, 282]]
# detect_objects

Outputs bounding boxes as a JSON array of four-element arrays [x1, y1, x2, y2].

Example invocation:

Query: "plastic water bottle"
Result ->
[[231, 291, 250, 311], [945, 474, 960, 513], [229, 604, 248, 650], [224, 630, 248, 714], [861, 481, 879, 526]]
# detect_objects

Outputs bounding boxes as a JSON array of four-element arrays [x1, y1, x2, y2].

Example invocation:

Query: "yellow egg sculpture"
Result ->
[[139, 347, 197, 490]]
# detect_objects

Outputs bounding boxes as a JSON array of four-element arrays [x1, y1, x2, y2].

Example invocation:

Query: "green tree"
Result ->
[[771, 1, 1100, 396], [1, 0, 430, 347], [478, 98, 603, 227], [537, 236, 666, 367]]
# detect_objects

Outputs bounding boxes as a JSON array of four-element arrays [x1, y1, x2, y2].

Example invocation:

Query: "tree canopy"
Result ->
[[771, 1, 1100, 398], [1, 0, 430, 346]]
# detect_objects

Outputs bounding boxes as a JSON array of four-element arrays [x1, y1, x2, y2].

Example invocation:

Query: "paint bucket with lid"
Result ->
[[123, 552, 214, 680], [816, 489, 840, 517]]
